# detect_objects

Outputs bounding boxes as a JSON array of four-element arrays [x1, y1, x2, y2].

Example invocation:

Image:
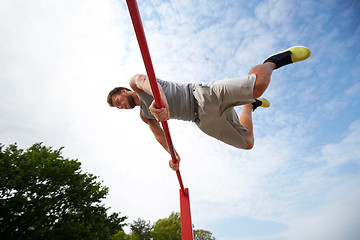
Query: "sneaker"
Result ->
[[252, 98, 270, 111], [264, 46, 311, 69]]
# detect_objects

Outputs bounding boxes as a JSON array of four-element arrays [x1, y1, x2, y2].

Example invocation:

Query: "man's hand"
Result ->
[[149, 100, 170, 122], [169, 155, 180, 171]]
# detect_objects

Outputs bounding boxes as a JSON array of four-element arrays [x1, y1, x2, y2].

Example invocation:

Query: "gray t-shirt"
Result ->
[[138, 79, 195, 122]]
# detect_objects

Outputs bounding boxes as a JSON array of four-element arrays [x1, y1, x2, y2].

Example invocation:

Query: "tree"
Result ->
[[112, 213, 216, 240], [151, 212, 181, 240], [130, 218, 152, 240], [194, 229, 216, 240], [0, 143, 127, 240], [111, 230, 134, 240]]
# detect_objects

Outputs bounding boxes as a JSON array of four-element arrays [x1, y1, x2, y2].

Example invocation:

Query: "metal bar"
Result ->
[[125, 0, 185, 194], [180, 188, 194, 240]]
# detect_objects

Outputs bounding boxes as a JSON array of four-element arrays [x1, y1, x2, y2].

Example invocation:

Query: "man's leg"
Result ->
[[240, 103, 254, 149], [250, 46, 311, 98], [239, 46, 311, 149], [249, 62, 276, 98], [239, 62, 275, 149]]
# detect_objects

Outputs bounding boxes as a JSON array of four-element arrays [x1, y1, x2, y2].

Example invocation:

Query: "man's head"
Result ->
[[107, 87, 136, 109]]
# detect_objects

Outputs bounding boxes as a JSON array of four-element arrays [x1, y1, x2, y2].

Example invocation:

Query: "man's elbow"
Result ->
[[129, 74, 139, 85], [133, 74, 147, 81], [129, 74, 146, 90], [134, 74, 147, 84]]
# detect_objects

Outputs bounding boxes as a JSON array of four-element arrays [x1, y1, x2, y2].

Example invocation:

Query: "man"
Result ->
[[107, 46, 311, 171]]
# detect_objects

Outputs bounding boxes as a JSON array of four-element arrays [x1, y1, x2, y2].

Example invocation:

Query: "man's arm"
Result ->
[[140, 113, 169, 151], [140, 113, 180, 171], [129, 74, 168, 106], [129, 74, 169, 122]]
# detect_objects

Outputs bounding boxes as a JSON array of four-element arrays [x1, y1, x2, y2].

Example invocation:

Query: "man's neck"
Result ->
[[131, 92, 142, 106]]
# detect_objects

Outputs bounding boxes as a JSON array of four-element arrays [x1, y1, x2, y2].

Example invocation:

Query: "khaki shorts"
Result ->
[[193, 74, 256, 149]]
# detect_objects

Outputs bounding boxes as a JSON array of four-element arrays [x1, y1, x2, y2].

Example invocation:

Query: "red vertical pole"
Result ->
[[180, 188, 193, 240], [125, 1, 193, 239]]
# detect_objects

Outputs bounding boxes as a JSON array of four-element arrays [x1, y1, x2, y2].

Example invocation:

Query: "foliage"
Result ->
[[111, 230, 137, 240], [111, 230, 128, 240], [194, 229, 216, 240], [0, 143, 127, 240], [130, 218, 152, 240], [151, 212, 181, 240]]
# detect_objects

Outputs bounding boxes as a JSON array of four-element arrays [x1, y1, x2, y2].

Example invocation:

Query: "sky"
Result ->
[[1, 0, 360, 239]]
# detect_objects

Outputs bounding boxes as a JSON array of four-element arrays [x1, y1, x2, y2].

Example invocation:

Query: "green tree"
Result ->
[[130, 218, 152, 240], [151, 212, 181, 240], [194, 229, 216, 240], [0, 143, 127, 240], [111, 230, 132, 240]]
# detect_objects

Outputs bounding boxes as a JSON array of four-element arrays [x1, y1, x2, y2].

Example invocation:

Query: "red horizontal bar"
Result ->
[[126, 0, 185, 194]]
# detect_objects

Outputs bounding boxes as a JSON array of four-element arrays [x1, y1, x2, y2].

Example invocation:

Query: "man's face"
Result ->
[[112, 91, 136, 109]]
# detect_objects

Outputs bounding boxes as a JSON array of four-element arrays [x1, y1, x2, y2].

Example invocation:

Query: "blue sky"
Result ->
[[1, 0, 360, 239]]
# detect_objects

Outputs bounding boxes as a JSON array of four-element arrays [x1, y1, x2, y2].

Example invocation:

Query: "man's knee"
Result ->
[[253, 76, 269, 98], [245, 142, 254, 150], [244, 137, 254, 150]]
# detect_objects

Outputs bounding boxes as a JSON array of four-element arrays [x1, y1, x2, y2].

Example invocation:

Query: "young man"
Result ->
[[107, 46, 311, 171]]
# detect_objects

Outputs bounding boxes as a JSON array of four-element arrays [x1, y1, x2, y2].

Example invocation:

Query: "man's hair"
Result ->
[[107, 87, 132, 107]]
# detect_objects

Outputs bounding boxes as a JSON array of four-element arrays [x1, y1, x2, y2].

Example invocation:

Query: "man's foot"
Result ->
[[264, 46, 311, 69], [252, 98, 270, 111]]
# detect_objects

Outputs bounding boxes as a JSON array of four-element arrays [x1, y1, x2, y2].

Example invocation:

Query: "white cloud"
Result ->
[[283, 182, 360, 240], [255, 0, 296, 29], [320, 119, 360, 167]]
